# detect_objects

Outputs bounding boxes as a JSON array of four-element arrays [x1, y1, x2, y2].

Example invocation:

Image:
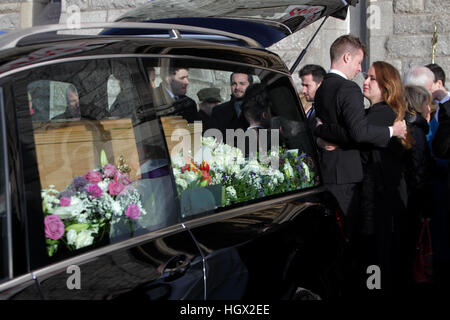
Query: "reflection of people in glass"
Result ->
[[147, 67, 156, 89], [208, 73, 253, 133], [241, 84, 273, 158], [196, 87, 222, 129], [52, 84, 80, 119], [28, 92, 34, 116], [153, 67, 198, 122]]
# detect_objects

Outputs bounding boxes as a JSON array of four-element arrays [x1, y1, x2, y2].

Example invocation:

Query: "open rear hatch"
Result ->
[[112, 0, 358, 48]]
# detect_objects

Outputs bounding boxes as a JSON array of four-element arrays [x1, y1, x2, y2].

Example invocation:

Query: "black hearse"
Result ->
[[0, 0, 356, 300]]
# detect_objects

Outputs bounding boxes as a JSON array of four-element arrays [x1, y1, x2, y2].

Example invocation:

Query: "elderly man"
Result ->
[[404, 65, 449, 151], [197, 87, 222, 117], [52, 85, 80, 119], [196, 87, 222, 132]]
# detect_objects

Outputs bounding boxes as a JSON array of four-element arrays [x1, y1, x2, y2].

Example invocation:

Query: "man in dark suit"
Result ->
[[299, 64, 326, 131], [426, 64, 450, 159], [208, 73, 253, 135], [152, 67, 198, 123], [313, 35, 407, 232]]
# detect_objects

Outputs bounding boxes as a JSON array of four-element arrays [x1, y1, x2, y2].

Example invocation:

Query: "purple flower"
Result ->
[[87, 184, 103, 198], [72, 176, 88, 192], [85, 171, 103, 184], [44, 215, 65, 240], [59, 197, 71, 207], [125, 204, 141, 220], [103, 164, 118, 178], [59, 190, 75, 199]]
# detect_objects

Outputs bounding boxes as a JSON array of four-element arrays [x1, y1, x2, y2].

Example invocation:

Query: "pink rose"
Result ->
[[85, 171, 103, 183], [125, 204, 141, 220], [59, 197, 71, 207], [44, 215, 65, 240], [108, 181, 125, 196], [103, 164, 118, 178], [87, 184, 103, 198]]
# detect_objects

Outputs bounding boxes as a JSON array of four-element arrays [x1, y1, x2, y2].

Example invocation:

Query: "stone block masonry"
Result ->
[[1, 1, 449, 89]]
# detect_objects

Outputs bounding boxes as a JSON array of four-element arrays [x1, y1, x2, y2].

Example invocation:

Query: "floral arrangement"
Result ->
[[42, 161, 147, 257], [171, 137, 318, 206]]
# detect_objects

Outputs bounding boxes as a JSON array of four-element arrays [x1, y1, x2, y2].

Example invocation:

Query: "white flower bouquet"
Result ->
[[171, 137, 318, 207], [42, 163, 147, 257]]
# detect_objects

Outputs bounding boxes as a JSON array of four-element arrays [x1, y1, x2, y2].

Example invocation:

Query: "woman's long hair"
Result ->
[[404, 85, 432, 118], [372, 61, 413, 149]]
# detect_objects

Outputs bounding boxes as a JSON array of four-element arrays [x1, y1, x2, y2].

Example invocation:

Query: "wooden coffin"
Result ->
[[33, 118, 140, 191], [160, 116, 202, 158]]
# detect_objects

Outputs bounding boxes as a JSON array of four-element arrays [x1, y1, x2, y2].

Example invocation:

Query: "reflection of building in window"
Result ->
[[27, 80, 50, 121], [52, 84, 80, 119]]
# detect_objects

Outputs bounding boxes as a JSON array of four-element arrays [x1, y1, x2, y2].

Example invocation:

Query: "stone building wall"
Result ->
[[0, 1, 21, 30], [1, 1, 449, 89], [369, 0, 449, 81]]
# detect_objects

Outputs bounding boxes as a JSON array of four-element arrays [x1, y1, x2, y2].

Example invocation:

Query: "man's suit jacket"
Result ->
[[209, 97, 249, 135], [305, 105, 317, 133], [152, 84, 198, 123], [433, 100, 450, 159], [314, 73, 390, 185]]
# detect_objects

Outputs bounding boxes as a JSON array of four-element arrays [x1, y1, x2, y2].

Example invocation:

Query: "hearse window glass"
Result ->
[[0, 88, 10, 281], [17, 58, 178, 259], [154, 60, 320, 220]]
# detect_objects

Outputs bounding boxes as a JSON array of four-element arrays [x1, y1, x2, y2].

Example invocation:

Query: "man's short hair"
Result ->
[[241, 83, 270, 124], [299, 64, 327, 84], [426, 63, 446, 87], [403, 66, 435, 87], [230, 72, 253, 85], [160, 67, 188, 81], [330, 34, 367, 63]]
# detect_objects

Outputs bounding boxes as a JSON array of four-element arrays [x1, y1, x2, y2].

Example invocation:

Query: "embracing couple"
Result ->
[[313, 34, 413, 296]]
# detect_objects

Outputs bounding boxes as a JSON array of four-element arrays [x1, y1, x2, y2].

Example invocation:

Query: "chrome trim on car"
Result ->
[[0, 22, 261, 51], [180, 187, 326, 230], [0, 53, 290, 80], [0, 87, 13, 280]]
